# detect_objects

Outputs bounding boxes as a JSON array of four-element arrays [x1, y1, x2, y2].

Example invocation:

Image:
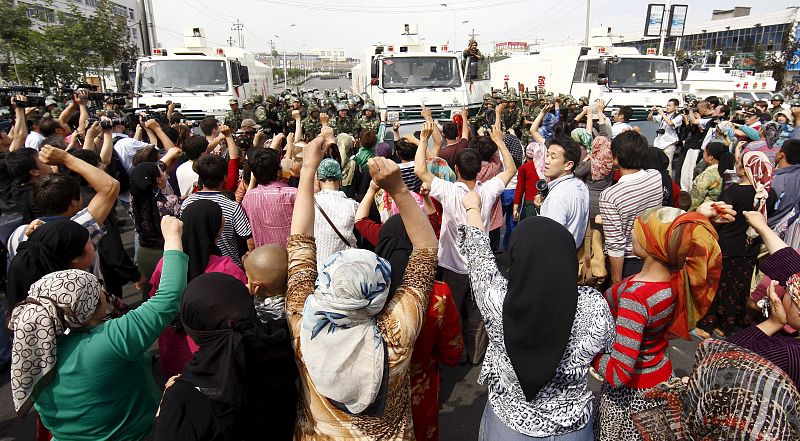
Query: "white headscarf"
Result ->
[[8, 270, 101, 417], [300, 249, 391, 414]]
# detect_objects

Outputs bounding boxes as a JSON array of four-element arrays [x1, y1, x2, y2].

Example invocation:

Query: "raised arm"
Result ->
[[293, 110, 302, 141], [290, 128, 328, 236], [8, 98, 27, 152], [98, 126, 114, 167], [39, 145, 120, 225], [489, 123, 517, 185], [369, 157, 437, 249], [75, 90, 90, 136], [414, 121, 435, 184], [460, 107, 470, 141], [59, 99, 77, 128], [529, 105, 550, 144], [144, 119, 176, 151], [355, 180, 379, 222]]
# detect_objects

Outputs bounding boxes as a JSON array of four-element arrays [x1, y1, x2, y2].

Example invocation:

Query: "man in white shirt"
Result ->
[[24, 117, 44, 150], [648, 98, 683, 175], [610, 106, 633, 139], [415, 115, 516, 365], [176, 135, 208, 197]]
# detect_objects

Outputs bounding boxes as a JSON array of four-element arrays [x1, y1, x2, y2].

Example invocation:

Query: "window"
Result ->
[[380, 57, 462, 89], [573, 61, 585, 82], [584, 60, 600, 83], [84, 0, 96, 6], [129, 8, 134, 19]]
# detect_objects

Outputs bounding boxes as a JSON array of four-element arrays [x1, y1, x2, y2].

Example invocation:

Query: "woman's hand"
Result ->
[[161, 216, 184, 252], [767, 280, 788, 327], [368, 157, 405, 196], [696, 201, 736, 223], [743, 210, 769, 232], [461, 190, 481, 211]]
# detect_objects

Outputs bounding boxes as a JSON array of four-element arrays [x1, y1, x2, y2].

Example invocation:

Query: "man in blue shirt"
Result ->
[[536, 137, 590, 248]]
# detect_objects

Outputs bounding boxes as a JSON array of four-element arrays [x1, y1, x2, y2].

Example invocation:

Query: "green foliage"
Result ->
[[0, 0, 136, 87]]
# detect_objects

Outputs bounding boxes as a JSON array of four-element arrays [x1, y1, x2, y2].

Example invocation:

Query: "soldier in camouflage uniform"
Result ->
[[241, 98, 257, 121], [224, 98, 243, 130], [354, 103, 380, 136], [520, 92, 539, 145], [500, 90, 522, 135], [283, 97, 306, 134], [301, 103, 323, 141], [330, 102, 357, 137]]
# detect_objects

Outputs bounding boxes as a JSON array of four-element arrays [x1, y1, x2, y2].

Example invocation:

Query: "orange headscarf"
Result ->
[[633, 207, 722, 340]]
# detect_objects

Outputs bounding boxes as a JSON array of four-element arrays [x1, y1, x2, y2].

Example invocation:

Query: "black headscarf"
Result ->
[[179, 199, 222, 282], [7, 220, 89, 305], [374, 214, 412, 296], [180, 273, 267, 407], [646, 147, 675, 207], [504, 216, 578, 401], [129, 162, 162, 244]]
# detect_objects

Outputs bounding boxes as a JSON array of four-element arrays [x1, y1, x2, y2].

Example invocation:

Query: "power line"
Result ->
[[231, 19, 244, 49], [253, 0, 536, 13]]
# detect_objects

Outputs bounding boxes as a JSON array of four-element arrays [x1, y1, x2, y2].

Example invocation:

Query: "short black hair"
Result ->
[[547, 136, 581, 172], [469, 135, 498, 161], [442, 122, 459, 140], [65, 150, 100, 186], [617, 106, 633, 122], [454, 148, 481, 181], [132, 145, 159, 166], [26, 116, 41, 130], [194, 154, 228, 189], [42, 135, 67, 150], [668, 98, 680, 107], [250, 148, 281, 185], [5, 148, 39, 183], [395, 139, 416, 161], [611, 131, 647, 170], [39, 118, 61, 137], [781, 139, 800, 165], [706, 96, 720, 107], [183, 135, 209, 161], [716, 105, 730, 118], [162, 127, 179, 146], [199, 117, 219, 136], [33, 174, 81, 215]]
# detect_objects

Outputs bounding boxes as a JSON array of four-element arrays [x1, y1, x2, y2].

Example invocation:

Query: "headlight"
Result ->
[[387, 111, 399, 123]]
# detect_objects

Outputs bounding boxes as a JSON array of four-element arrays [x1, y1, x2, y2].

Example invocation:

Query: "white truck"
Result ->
[[680, 51, 777, 101], [490, 36, 682, 120], [351, 24, 491, 130], [134, 27, 273, 121]]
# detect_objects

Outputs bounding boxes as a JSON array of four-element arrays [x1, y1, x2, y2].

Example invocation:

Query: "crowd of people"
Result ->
[[0, 79, 799, 441]]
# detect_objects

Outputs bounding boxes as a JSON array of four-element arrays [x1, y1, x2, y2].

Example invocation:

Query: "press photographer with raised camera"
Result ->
[[647, 98, 683, 175]]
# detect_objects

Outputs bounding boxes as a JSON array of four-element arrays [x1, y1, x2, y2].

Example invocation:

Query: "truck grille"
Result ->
[[385, 105, 451, 121]]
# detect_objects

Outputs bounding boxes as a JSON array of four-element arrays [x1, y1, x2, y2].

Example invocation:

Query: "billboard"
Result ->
[[644, 4, 666, 38], [667, 5, 688, 37], [788, 22, 800, 71]]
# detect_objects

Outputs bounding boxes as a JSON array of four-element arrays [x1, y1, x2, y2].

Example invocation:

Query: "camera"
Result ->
[[656, 128, 666, 135], [0, 86, 46, 107], [535, 179, 549, 199]]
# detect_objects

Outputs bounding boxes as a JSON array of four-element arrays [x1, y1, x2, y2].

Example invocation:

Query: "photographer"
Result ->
[[647, 98, 683, 175], [676, 100, 715, 188]]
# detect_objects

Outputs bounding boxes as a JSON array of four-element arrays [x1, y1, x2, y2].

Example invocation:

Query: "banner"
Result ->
[[644, 4, 666, 38], [787, 22, 800, 71], [667, 5, 688, 37]]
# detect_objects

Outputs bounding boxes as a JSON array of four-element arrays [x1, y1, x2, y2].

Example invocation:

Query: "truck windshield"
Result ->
[[381, 57, 461, 89], [138, 60, 229, 92], [607, 58, 677, 89]]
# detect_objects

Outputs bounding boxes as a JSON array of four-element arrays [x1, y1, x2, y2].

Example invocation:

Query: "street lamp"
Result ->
[[275, 24, 295, 87]]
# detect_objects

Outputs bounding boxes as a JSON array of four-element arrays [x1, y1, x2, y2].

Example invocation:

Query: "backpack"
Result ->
[[108, 136, 131, 194]]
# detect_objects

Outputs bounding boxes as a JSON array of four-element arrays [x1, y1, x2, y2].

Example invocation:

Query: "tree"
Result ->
[[0, 1, 34, 83]]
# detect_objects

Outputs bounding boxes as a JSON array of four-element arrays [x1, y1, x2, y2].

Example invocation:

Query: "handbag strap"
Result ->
[[315, 200, 350, 246], [583, 226, 593, 270]]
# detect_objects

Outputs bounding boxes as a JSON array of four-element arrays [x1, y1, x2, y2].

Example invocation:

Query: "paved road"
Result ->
[[275, 77, 351, 93]]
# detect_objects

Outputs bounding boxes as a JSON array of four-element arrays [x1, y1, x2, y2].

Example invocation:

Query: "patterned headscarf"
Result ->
[[714, 121, 737, 149], [317, 158, 343, 181], [633, 207, 722, 340], [590, 136, 613, 181], [337, 133, 356, 186], [538, 112, 559, 140], [375, 189, 425, 222], [571, 128, 593, 152], [761, 121, 782, 149], [503, 134, 524, 167], [9, 270, 101, 417], [426, 156, 456, 182], [526, 142, 547, 178], [374, 142, 392, 159], [742, 151, 774, 244], [300, 249, 392, 414]]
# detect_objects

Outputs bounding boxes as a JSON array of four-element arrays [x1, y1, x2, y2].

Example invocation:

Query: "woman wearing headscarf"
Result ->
[[574, 136, 614, 225], [375, 215, 463, 441], [457, 192, 614, 440], [8, 216, 187, 440], [6, 219, 92, 306], [696, 150, 777, 339], [154, 273, 298, 441], [130, 162, 182, 298], [742, 121, 783, 164], [570, 127, 593, 156], [593, 206, 724, 440], [149, 199, 247, 378], [690, 142, 733, 211], [645, 147, 679, 207], [286, 132, 439, 439]]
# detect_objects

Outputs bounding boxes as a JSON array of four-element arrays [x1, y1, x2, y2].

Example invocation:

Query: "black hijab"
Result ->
[[129, 162, 162, 242], [7, 220, 89, 305], [646, 147, 675, 207], [180, 273, 266, 407], [504, 216, 578, 401], [179, 199, 223, 282], [374, 214, 412, 296]]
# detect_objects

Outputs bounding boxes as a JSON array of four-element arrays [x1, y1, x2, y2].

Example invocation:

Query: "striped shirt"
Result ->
[[599, 169, 663, 258], [398, 161, 422, 193], [593, 278, 675, 389], [242, 182, 297, 248], [182, 192, 252, 266]]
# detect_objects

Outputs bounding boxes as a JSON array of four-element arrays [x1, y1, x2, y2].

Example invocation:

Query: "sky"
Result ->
[[151, 0, 795, 56]]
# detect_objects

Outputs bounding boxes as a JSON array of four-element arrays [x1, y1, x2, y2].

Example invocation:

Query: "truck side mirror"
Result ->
[[346, 72, 352, 80], [370, 60, 379, 80], [240, 66, 250, 84], [597, 74, 608, 86], [469, 61, 479, 80]]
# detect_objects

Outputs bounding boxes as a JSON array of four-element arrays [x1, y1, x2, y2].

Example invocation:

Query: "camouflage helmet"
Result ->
[[243, 98, 254, 106], [486, 98, 498, 106], [482, 93, 492, 101], [336, 102, 348, 112], [266, 95, 277, 104], [252, 94, 264, 104], [790, 99, 800, 108], [307, 103, 319, 112], [228, 98, 239, 105], [578, 96, 589, 104], [772, 93, 785, 103], [348, 97, 359, 106], [363, 103, 376, 113], [739, 97, 754, 109]]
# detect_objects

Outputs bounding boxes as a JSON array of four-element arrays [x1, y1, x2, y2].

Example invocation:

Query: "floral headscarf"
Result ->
[[571, 128, 593, 152], [426, 156, 456, 182], [538, 112, 560, 140], [742, 151, 774, 245], [526, 142, 547, 179], [590, 136, 613, 181], [9, 270, 101, 417], [375, 189, 425, 222], [761, 121, 782, 149], [714, 121, 737, 149], [300, 249, 392, 414], [633, 207, 722, 340]]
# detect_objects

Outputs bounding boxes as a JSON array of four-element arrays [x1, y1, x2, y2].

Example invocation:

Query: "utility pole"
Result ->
[[231, 19, 244, 49], [658, 0, 671, 55], [468, 29, 478, 41], [227, 36, 236, 47], [584, 0, 591, 46]]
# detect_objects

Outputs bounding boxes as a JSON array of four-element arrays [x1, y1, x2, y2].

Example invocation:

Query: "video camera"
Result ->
[[0, 86, 47, 107]]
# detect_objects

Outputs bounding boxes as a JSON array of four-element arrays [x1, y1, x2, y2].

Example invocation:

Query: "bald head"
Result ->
[[244, 245, 289, 297]]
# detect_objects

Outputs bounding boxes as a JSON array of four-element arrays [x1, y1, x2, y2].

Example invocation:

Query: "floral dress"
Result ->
[[689, 163, 721, 211]]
